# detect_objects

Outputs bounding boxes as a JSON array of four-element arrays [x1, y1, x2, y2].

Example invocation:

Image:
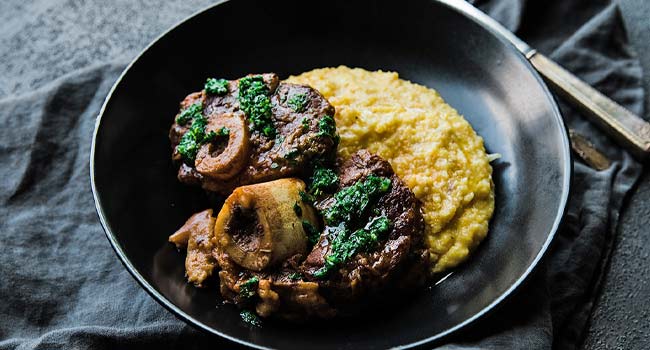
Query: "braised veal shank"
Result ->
[[170, 151, 429, 320], [169, 73, 337, 194]]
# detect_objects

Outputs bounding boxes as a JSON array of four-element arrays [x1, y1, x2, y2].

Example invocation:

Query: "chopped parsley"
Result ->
[[293, 202, 302, 217], [287, 272, 302, 281], [238, 276, 259, 300], [312, 175, 393, 278], [283, 149, 299, 160], [176, 104, 218, 164], [323, 175, 391, 225], [301, 117, 310, 132], [175, 102, 202, 125], [317, 115, 337, 139], [309, 165, 338, 196], [314, 216, 391, 278], [299, 190, 315, 205], [238, 75, 275, 137], [240, 310, 262, 327], [287, 93, 308, 112], [204, 78, 229, 95], [215, 126, 230, 137], [302, 220, 320, 246]]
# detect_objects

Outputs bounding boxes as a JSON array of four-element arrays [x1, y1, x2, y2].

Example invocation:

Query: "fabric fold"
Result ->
[[436, 1, 643, 349]]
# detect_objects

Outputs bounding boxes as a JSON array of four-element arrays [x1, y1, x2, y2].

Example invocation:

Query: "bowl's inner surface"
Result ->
[[92, 0, 570, 349]]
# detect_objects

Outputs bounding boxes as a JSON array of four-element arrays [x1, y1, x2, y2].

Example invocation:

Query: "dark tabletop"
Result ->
[[583, 1, 650, 348], [0, 0, 647, 348]]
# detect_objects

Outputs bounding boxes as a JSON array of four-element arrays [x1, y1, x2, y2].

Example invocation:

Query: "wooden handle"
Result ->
[[529, 52, 650, 161]]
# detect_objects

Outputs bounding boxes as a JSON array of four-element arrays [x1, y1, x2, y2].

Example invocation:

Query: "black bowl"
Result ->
[[90, 0, 572, 348]]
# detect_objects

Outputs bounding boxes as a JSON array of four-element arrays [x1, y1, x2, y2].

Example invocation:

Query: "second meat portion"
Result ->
[[175, 150, 430, 320]]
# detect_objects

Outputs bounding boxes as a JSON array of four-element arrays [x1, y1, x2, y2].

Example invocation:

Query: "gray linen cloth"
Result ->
[[0, 0, 644, 349]]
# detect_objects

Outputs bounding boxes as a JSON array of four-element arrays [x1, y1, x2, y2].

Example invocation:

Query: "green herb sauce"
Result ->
[[215, 126, 230, 137], [317, 115, 339, 144], [323, 175, 391, 225], [311, 175, 393, 278], [301, 117, 310, 132], [204, 78, 229, 95], [283, 149, 299, 160], [314, 215, 391, 278], [302, 220, 320, 246], [240, 309, 262, 327], [175, 102, 202, 125], [287, 272, 302, 281], [299, 190, 315, 205], [287, 93, 308, 112], [238, 75, 275, 137], [238, 276, 259, 300], [176, 103, 219, 164], [309, 165, 338, 196]]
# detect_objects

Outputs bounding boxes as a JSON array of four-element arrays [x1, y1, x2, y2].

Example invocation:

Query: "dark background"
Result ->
[[0, 0, 647, 348]]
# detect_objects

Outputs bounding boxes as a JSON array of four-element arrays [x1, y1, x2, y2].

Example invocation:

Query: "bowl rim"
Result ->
[[89, 0, 573, 348]]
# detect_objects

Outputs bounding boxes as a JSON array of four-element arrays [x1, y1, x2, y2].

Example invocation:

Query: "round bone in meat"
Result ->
[[195, 112, 250, 180], [214, 178, 318, 271]]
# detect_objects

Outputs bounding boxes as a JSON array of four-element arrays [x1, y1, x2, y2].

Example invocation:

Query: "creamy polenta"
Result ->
[[287, 67, 495, 273]]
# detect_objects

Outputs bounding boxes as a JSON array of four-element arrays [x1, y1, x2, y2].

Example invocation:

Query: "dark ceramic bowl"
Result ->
[[90, 0, 572, 348]]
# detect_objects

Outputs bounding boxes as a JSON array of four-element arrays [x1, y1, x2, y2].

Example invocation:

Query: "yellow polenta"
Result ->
[[287, 66, 495, 273]]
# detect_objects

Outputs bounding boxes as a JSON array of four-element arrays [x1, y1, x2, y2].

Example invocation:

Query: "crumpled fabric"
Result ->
[[0, 0, 643, 349], [438, 1, 643, 349]]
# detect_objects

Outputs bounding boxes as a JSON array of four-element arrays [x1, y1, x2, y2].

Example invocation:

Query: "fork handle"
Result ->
[[528, 52, 650, 161]]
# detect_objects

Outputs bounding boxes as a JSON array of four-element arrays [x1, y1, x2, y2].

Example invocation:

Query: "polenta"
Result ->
[[287, 66, 495, 273]]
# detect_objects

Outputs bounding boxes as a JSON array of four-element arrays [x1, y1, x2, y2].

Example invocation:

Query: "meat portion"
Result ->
[[168, 209, 217, 287], [213, 178, 319, 271], [212, 150, 428, 320], [212, 178, 337, 320], [256, 278, 335, 320], [169, 73, 337, 195], [301, 150, 429, 305], [216, 255, 336, 321]]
